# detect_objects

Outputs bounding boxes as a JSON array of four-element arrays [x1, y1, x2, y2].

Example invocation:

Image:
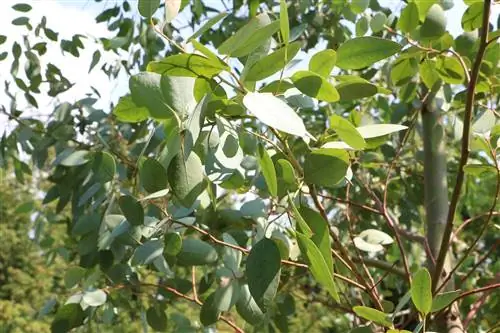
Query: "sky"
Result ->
[[0, 0, 498, 135]]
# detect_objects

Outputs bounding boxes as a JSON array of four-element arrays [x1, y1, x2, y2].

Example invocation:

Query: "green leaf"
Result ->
[[356, 124, 407, 139], [89, 50, 101, 73], [214, 280, 240, 312], [351, 0, 370, 14], [398, 3, 419, 33], [304, 149, 349, 187], [258, 144, 278, 197], [92, 152, 116, 183], [160, 75, 196, 117], [188, 12, 228, 41], [298, 207, 333, 275], [118, 195, 144, 226], [337, 37, 401, 70], [246, 238, 281, 309], [60, 150, 90, 167], [415, 0, 438, 21], [353, 306, 392, 327], [51, 304, 86, 333], [168, 152, 206, 207], [419, 59, 441, 89], [309, 49, 337, 78], [370, 12, 387, 33], [245, 42, 301, 81], [296, 233, 339, 302], [147, 53, 228, 78], [140, 158, 168, 193], [411, 268, 432, 315], [141, 189, 170, 201], [291, 71, 340, 102], [176, 238, 218, 266], [64, 267, 86, 289], [113, 95, 149, 123], [336, 80, 378, 101], [164, 233, 182, 256], [131, 240, 164, 266], [391, 57, 419, 86], [218, 14, 280, 57], [243, 92, 313, 139], [130, 72, 175, 119], [236, 283, 265, 326], [12, 3, 32, 12], [146, 305, 168, 331], [462, 2, 483, 32], [329, 115, 366, 150], [280, 0, 289, 44], [463, 164, 497, 176], [72, 214, 101, 236], [432, 290, 460, 312], [138, 0, 160, 18], [184, 95, 208, 155], [288, 197, 313, 237], [82, 289, 107, 307], [200, 292, 220, 326], [436, 56, 465, 84], [420, 4, 447, 40], [355, 16, 369, 37]]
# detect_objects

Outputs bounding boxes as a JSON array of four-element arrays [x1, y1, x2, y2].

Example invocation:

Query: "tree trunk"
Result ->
[[422, 105, 465, 332]]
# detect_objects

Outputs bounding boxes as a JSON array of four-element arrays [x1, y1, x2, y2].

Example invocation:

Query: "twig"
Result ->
[[432, 0, 492, 291], [138, 283, 244, 332], [435, 142, 500, 295]]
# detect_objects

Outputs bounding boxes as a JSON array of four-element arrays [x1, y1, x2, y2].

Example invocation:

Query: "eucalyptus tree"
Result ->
[[0, 0, 499, 332]]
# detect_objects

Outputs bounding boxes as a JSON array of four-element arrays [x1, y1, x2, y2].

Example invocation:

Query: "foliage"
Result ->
[[0, 0, 499, 332]]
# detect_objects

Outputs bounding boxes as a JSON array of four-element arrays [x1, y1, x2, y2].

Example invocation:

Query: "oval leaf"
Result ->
[[176, 238, 218, 266], [304, 149, 349, 187], [336, 37, 402, 70], [431, 290, 460, 313], [329, 115, 366, 150], [82, 289, 107, 307], [236, 283, 265, 326], [168, 152, 207, 208], [309, 49, 337, 77], [243, 92, 312, 139], [245, 42, 301, 81], [291, 70, 340, 102], [246, 238, 281, 309], [411, 268, 432, 315], [140, 158, 168, 193], [118, 195, 144, 226]]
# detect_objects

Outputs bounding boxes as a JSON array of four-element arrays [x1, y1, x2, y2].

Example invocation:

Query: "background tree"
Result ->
[[0, 0, 499, 332]]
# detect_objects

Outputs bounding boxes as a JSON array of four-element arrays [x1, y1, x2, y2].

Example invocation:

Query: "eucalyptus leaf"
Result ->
[[411, 268, 433, 315], [336, 37, 402, 70], [246, 238, 281, 309], [243, 92, 314, 139]]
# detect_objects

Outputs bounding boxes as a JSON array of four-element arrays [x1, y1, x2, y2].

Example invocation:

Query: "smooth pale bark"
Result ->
[[422, 105, 465, 333]]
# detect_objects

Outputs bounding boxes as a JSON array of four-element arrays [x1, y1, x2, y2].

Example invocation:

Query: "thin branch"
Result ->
[[173, 219, 368, 292], [435, 144, 500, 294], [432, 0, 492, 291]]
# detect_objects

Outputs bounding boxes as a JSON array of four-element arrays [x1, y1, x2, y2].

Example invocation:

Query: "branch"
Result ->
[[139, 283, 244, 333], [432, 0, 492, 291]]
